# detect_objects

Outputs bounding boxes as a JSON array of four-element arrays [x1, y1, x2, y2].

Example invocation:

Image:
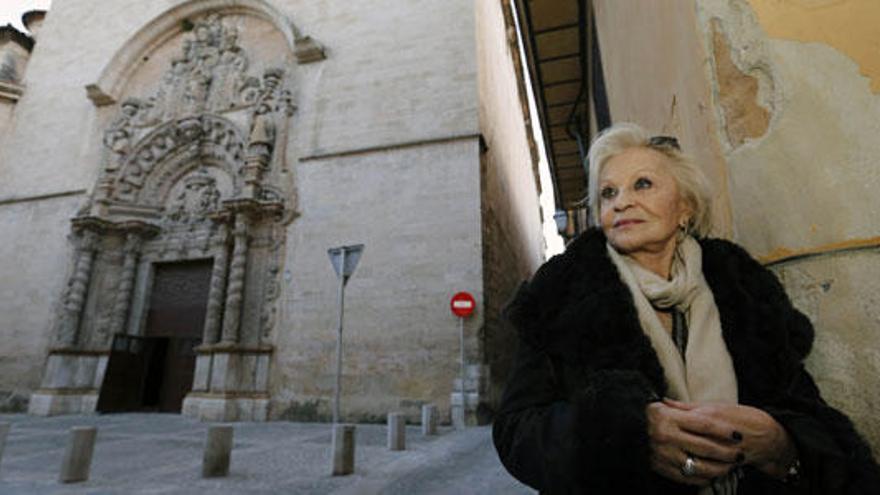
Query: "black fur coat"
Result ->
[[493, 228, 879, 494]]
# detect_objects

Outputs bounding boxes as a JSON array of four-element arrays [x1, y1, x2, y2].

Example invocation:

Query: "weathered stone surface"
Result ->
[[475, 0, 561, 415], [421, 404, 438, 436], [387, 412, 405, 451], [202, 424, 233, 478], [0, 422, 9, 467], [769, 252, 880, 448], [331, 424, 355, 476], [59, 426, 97, 483], [450, 364, 489, 429], [0, 391, 28, 413]]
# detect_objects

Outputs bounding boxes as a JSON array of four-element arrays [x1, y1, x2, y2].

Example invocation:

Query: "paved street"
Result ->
[[0, 413, 534, 494]]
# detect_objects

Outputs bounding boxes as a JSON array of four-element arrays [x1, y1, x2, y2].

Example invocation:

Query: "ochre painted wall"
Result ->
[[695, 0, 880, 451], [747, 0, 880, 93]]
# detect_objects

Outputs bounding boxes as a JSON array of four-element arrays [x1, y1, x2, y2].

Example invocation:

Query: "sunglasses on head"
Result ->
[[648, 135, 681, 151]]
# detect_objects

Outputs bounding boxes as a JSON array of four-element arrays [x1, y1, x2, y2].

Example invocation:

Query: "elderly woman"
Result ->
[[493, 123, 879, 494]]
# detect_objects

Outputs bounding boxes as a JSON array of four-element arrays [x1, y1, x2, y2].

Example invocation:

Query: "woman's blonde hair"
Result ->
[[586, 122, 714, 238]]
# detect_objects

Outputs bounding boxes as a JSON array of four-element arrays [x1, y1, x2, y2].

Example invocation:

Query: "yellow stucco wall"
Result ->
[[747, 0, 880, 93]]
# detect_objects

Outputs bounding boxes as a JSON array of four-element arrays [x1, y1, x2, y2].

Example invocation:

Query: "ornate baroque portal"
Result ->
[[30, 11, 321, 421]]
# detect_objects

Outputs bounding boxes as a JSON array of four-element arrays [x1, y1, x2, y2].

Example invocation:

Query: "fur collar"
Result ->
[[505, 228, 815, 406]]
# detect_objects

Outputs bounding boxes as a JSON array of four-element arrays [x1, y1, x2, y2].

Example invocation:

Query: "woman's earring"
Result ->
[[677, 219, 689, 240]]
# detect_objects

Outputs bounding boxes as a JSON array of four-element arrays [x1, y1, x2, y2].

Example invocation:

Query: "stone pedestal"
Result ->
[[29, 351, 108, 416], [182, 346, 272, 422], [421, 404, 438, 436], [59, 426, 97, 483], [0, 422, 9, 468], [202, 425, 233, 477], [331, 424, 356, 476], [451, 364, 489, 429], [387, 412, 406, 451]]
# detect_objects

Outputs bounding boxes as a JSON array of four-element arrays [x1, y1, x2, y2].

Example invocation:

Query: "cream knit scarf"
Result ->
[[607, 236, 739, 494]]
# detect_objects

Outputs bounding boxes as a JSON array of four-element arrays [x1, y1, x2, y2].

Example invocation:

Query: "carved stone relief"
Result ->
[[39, 9, 306, 421], [55, 11, 296, 353], [97, 13, 297, 208], [165, 168, 223, 225]]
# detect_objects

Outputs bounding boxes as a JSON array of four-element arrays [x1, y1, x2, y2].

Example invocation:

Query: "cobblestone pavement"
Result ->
[[0, 413, 534, 494]]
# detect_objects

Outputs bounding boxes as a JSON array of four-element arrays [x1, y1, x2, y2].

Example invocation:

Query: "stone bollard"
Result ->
[[331, 424, 356, 476], [421, 404, 438, 436], [0, 422, 9, 469], [387, 412, 406, 451], [59, 426, 97, 483], [202, 425, 234, 478]]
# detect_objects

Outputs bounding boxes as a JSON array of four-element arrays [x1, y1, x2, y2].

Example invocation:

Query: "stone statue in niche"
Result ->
[[182, 68, 212, 116], [210, 25, 249, 112], [103, 98, 144, 171], [247, 101, 276, 158], [166, 168, 222, 224], [245, 68, 296, 160]]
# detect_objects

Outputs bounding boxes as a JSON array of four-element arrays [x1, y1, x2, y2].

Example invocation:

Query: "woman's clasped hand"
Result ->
[[647, 399, 797, 486]]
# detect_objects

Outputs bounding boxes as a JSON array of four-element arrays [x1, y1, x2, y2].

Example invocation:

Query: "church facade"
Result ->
[[0, 0, 546, 424]]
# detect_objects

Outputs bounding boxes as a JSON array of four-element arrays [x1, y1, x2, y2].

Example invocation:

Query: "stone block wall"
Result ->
[[0, 194, 82, 412], [270, 138, 483, 423], [475, 0, 546, 411]]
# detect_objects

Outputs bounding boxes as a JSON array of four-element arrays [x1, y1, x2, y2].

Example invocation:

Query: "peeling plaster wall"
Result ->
[[770, 251, 880, 447], [695, 0, 880, 450], [748, 0, 880, 94]]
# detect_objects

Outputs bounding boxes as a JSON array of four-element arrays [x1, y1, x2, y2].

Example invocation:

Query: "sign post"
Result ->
[[327, 244, 363, 477], [450, 291, 475, 428], [327, 244, 364, 426]]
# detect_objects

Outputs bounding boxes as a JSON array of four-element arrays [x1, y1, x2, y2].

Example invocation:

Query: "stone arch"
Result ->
[[113, 114, 246, 206], [86, 0, 323, 107]]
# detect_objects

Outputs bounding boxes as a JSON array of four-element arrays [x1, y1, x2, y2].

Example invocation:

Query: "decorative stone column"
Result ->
[[221, 214, 248, 344], [57, 230, 99, 348], [32, 226, 106, 417], [184, 205, 275, 422], [108, 233, 140, 337], [202, 223, 230, 345]]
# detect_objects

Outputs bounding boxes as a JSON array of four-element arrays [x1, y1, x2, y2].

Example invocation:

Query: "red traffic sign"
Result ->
[[450, 291, 476, 318]]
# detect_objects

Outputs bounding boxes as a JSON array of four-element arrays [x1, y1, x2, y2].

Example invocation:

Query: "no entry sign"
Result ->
[[450, 291, 476, 318]]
